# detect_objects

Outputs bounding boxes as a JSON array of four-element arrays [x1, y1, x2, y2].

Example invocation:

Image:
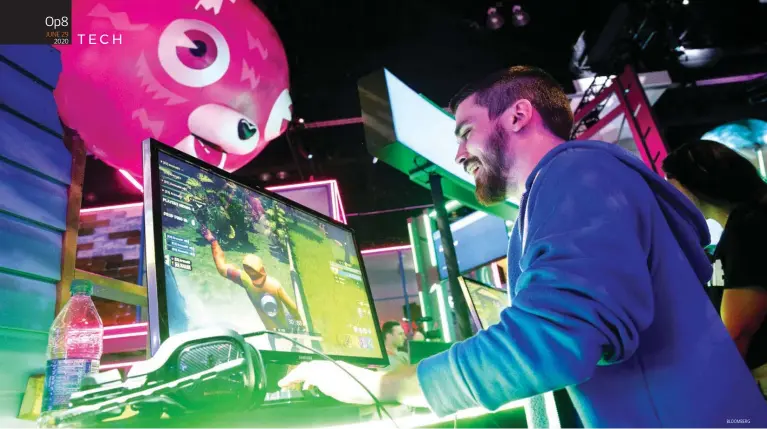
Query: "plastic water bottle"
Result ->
[[41, 280, 103, 412]]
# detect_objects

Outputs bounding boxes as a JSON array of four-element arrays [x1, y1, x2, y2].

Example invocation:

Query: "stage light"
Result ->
[[511, 5, 530, 27], [119, 169, 143, 193], [682, 0, 689, 5], [372, 157, 379, 164], [277, 171, 288, 180], [486, 7, 504, 30], [360, 244, 412, 255], [307, 153, 313, 160], [81, 202, 143, 214]]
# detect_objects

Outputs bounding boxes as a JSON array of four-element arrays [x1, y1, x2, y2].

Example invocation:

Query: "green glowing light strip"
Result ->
[[325, 398, 530, 429], [434, 283, 452, 342], [407, 220, 420, 274], [422, 215, 437, 267], [418, 290, 427, 332]]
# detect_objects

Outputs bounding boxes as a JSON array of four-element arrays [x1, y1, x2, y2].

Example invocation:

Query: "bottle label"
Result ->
[[41, 359, 99, 412]]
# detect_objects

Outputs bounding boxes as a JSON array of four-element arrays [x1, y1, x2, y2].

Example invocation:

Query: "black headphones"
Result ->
[[165, 329, 268, 413]]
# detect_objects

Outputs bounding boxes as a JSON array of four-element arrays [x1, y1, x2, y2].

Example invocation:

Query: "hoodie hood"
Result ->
[[527, 140, 713, 284]]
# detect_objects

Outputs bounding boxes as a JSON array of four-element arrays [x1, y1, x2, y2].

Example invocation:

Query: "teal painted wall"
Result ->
[[0, 45, 69, 421]]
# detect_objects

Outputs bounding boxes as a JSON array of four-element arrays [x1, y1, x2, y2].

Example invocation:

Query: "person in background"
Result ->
[[664, 139, 767, 395], [280, 66, 767, 426], [381, 321, 409, 371]]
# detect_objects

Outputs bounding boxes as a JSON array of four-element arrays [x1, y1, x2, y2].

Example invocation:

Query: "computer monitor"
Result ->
[[459, 277, 508, 331], [142, 139, 387, 366], [433, 211, 509, 279]]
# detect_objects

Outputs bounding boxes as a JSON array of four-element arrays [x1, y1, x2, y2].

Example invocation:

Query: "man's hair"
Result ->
[[448, 66, 574, 140], [663, 139, 767, 208], [382, 321, 401, 337]]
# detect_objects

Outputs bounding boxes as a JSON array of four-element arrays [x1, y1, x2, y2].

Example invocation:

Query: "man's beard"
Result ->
[[474, 125, 510, 205]]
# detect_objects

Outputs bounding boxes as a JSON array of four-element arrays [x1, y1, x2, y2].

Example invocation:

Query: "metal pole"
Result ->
[[428, 174, 473, 341], [397, 250, 412, 327], [284, 129, 306, 181]]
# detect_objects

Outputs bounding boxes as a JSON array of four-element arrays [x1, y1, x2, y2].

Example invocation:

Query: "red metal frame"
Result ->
[[573, 64, 669, 175]]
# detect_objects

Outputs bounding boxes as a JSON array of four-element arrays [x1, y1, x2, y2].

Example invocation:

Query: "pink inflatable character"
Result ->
[[55, 0, 292, 178]]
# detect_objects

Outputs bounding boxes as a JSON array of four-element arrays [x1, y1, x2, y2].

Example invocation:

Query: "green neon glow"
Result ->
[[544, 391, 562, 429], [758, 148, 766, 179], [324, 399, 529, 428], [422, 215, 437, 267], [434, 283, 452, 342], [418, 290, 428, 332], [406, 221, 419, 274]]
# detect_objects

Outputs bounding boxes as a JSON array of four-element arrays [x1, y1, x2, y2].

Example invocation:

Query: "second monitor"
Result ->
[[459, 277, 509, 331]]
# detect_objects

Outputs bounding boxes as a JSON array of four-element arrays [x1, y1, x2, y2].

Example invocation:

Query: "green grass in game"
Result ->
[[288, 220, 381, 358], [164, 199, 381, 359]]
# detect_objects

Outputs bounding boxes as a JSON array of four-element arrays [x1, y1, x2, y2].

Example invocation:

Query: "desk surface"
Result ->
[[68, 398, 529, 428]]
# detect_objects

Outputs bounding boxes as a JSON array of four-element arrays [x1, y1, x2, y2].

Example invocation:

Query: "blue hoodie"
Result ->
[[417, 141, 767, 427]]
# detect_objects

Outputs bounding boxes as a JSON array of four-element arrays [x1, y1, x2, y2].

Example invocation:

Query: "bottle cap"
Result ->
[[70, 279, 94, 296]]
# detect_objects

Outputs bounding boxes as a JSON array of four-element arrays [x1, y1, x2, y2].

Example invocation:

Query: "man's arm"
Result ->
[[722, 288, 767, 356], [415, 149, 658, 416], [380, 365, 429, 408], [719, 213, 767, 357]]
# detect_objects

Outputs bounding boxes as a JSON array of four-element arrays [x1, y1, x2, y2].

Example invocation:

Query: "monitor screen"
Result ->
[[459, 277, 508, 330], [433, 211, 509, 279], [144, 140, 386, 365]]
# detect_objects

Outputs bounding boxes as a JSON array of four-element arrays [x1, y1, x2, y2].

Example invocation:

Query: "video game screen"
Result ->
[[154, 151, 384, 362], [433, 211, 509, 279], [462, 277, 508, 330]]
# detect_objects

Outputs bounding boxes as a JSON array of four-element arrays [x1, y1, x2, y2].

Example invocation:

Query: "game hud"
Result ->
[[463, 278, 508, 330], [156, 152, 383, 360]]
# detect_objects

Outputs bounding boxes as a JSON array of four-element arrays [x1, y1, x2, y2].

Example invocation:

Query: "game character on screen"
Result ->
[[199, 224, 303, 333]]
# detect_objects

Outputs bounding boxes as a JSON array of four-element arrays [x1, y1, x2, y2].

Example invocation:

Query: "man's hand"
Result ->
[[278, 361, 383, 405], [278, 361, 428, 408], [200, 224, 216, 243]]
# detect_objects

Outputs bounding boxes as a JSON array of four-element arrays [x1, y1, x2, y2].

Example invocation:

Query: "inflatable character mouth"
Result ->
[[181, 104, 262, 170], [191, 133, 227, 168]]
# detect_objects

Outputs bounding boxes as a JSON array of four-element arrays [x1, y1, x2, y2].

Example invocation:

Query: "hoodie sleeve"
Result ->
[[416, 149, 656, 417]]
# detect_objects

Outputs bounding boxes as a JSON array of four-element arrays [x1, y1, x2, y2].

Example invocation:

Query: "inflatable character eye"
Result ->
[[158, 19, 231, 88]]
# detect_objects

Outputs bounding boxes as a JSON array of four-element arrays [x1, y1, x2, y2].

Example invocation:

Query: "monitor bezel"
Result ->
[[458, 276, 508, 331], [142, 138, 389, 367]]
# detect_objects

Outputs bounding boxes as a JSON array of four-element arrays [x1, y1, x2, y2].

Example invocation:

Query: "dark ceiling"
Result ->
[[82, 0, 767, 247]]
